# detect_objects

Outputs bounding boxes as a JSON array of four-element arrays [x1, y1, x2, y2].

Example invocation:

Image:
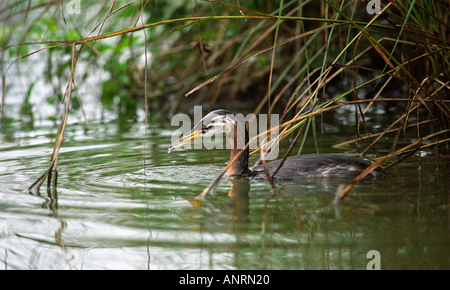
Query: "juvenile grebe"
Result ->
[[168, 109, 385, 180]]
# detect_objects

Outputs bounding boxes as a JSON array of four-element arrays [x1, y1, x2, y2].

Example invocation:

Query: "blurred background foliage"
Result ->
[[1, 0, 448, 156]]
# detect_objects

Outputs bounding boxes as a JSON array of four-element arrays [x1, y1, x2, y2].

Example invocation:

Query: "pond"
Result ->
[[0, 99, 448, 270]]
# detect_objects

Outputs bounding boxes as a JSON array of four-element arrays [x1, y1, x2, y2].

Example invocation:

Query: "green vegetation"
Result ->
[[1, 1, 448, 198]]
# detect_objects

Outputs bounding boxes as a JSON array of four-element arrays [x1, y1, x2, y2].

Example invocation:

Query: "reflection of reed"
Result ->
[[29, 179, 59, 216], [46, 184, 58, 216], [27, 185, 81, 269]]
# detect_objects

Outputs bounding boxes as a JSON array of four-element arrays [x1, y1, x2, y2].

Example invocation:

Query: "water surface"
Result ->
[[0, 113, 449, 270]]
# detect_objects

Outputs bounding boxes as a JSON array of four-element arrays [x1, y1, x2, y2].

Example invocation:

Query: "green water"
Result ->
[[0, 114, 449, 270]]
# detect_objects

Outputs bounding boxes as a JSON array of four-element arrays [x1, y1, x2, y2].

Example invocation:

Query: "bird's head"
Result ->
[[168, 109, 243, 152]]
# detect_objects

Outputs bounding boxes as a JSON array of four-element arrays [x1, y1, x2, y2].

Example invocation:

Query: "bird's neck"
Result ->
[[227, 122, 249, 176]]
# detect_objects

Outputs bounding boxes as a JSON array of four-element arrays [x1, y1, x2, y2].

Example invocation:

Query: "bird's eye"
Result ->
[[202, 124, 214, 133]]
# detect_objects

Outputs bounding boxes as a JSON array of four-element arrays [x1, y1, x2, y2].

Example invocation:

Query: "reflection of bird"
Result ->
[[169, 109, 385, 180]]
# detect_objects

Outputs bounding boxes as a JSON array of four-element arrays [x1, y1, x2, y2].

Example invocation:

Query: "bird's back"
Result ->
[[252, 154, 385, 180]]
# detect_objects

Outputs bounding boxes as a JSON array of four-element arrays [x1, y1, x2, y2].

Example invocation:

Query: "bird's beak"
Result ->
[[168, 129, 202, 153]]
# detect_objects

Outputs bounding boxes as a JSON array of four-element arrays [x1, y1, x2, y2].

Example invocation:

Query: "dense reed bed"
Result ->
[[1, 1, 448, 201]]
